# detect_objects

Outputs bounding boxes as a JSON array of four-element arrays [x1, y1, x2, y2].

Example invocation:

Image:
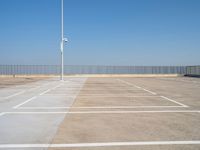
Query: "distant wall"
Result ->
[[0, 65, 186, 75]]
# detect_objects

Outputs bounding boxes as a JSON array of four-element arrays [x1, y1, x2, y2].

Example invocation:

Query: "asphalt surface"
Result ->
[[0, 77, 200, 150]]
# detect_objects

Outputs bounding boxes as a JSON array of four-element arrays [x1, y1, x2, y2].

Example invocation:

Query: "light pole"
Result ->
[[61, 0, 68, 81]]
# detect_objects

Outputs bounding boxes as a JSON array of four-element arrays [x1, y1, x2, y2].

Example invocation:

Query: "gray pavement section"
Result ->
[[0, 77, 87, 150]]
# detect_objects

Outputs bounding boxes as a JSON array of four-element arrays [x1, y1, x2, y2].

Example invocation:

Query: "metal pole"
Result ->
[[60, 0, 68, 81], [60, 0, 64, 81]]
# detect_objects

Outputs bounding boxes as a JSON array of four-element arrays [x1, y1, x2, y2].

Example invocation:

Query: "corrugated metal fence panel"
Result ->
[[0, 65, 187, 75], [186, 66, 200, 76]]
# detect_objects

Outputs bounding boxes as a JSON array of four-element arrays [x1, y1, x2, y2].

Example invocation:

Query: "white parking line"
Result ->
[[51, 84, 63, 90], [80, 89, 142, 91], [39, 89, 51, 96], [17, 105, 185, 109], [2, 110, 200, 115], [61, 110, 200, 114], [116, 79, 189, 107], [17, 94, 187, 109], [27, 86, 41, 91], [133, 85, 142, 89], [0, 112, 5, 116], [117, 79, 157, 95], [1, 80, 59, 100], [2, 86, 41, 100], [117, 79, 141, 89], [142, 88, 157, 95], [13, 96, 37, 109], [12, 83, 64, 109], [77, 95, 154, 97], [3, 91, 25, 99], [1, 141, 200, 148], [70, 96, 162, 98], [160, 96, 188, 107]]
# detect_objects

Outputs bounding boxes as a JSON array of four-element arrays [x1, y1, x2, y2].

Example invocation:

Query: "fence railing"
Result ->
[[186, 66, 200, 76], [0, 65, 187, 75]]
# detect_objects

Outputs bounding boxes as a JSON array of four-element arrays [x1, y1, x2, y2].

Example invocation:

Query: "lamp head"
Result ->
[[63, 38, 68, 42]]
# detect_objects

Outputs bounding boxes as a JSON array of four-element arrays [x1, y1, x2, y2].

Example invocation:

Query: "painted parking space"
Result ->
[[0, 77, 200, 150]]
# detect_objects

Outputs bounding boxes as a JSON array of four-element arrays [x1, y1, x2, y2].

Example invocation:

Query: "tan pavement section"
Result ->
[[49, 77, 200, 150]]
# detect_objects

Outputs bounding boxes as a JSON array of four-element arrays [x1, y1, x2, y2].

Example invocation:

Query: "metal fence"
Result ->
[[0, 65, 186, 75], [186, 66, 200, 76], [65, 65, 186, 74]]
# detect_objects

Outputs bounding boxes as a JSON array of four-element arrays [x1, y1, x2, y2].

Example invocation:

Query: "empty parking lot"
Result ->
[[0, 76, 200, 150]]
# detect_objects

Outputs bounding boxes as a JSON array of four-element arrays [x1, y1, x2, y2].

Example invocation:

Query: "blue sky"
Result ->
[[0, 0, 200, 66]]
